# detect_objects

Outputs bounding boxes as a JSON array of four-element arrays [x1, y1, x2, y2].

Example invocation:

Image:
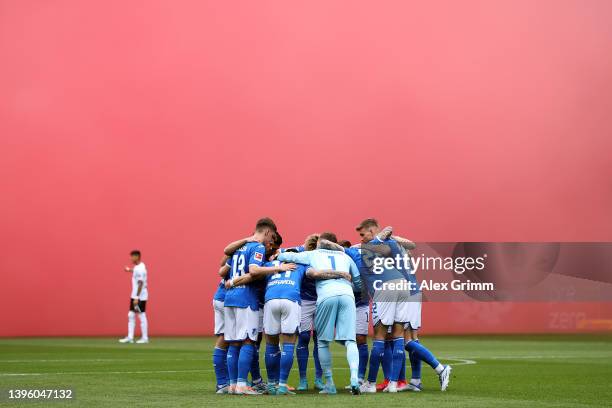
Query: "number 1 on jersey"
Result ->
[[328, 255, 336, 270]]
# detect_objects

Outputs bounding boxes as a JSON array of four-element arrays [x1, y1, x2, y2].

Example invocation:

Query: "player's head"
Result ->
[[267, 231, 283, 257], [254, 217, 277, 245], [130, 250, 141, 264], [319, 231, 338, 243], [304, 233, 320, 251], [356, 218, 380, 243], [338, 239, 352, 248]]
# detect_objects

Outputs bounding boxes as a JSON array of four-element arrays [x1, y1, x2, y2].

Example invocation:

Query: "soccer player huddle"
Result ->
[[212, 217, 452, 395]]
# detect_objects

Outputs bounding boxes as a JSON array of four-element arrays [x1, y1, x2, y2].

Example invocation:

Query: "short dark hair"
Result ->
[[273, 232, 283, 247], [338, 240, 351, 248], [356, 218, 378, 231], [130, 250, 141, 257], [255, 217, 277, 232], [319, 231, 337, 243], [284, 248, 299, 253]]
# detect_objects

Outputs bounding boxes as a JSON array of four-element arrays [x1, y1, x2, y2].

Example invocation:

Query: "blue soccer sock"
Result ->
[[399, 350, 406, 381], [296, 331, 311, 380], [405, 340, 442, 372], [250, 343, 262, 383], [367, 340, 385, 383], [390, 337, 405, 382], [279, 343, 296, 386], [237, 343, 254, 386], [313, 331, 323, 379], [317, 339, 334, 384], [213, 347, 228, 388], [345, 340, 360, 386], [382, 339, 393, 379], [227, 344, 241, 385], [357, 343, 369, 381], [408, 339, 422, 381], [265, 343, 280, 384]]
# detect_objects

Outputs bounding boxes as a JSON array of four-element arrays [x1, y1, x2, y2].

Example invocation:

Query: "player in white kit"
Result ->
[[119, 250, 149, 344]]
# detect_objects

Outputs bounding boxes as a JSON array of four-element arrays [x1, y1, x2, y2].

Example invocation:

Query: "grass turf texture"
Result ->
[[1, 335, 611, 407]]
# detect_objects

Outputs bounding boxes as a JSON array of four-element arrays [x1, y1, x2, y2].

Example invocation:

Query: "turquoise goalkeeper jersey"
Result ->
[[277, 249, 361, 303]]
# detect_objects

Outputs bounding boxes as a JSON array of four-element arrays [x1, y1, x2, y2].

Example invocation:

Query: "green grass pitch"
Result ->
[[1, 335, 611, 407]]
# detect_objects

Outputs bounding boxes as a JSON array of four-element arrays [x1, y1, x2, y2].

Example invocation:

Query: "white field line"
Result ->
[[0, 357, 476, 376]]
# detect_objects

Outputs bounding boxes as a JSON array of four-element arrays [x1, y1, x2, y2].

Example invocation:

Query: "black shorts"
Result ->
[[129, 298, 147, 313]]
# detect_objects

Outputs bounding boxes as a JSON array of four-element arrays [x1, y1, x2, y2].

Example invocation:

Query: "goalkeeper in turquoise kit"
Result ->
[[278, 233, 363, 395]]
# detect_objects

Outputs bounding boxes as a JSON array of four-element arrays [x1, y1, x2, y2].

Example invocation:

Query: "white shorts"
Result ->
[[372, 282, 421, 326], [224, 306, 259, 342], [355, 304, 370, 336], [258, 308, 264, 333], [263, 298, 301, 335], [299, 300, 317, 332], [213, 299, 225, 335], [403, 300, 422, 330]]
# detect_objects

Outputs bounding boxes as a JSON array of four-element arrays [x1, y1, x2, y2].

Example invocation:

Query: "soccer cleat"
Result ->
[[350, 384, 361, 395], [252, 381, 267, 393], [227, 384, 237, 395], [405, 382, 422, 392], [345, 379, 364, 389], [359, 381, 377, 394], [314, 378, 325, 390], [216, 385, 230, 394], [297, 379, 308, 391], [319, 384, 337, 395], [266, 383, 278, 395], [235, 385, 261, 395], [376, 378, 389, 391], [439, 365, 452, 391], [136, 338, 149, 344], [277, 385, 295, 395], [118, 337, 134, 344], [383, 381, 397, 393]]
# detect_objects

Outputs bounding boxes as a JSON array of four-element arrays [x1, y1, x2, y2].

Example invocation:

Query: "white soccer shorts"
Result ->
[[213, 299, 225, 335], [299, 299, 317, 332], [263, 298, 301, 336], [372, 280, 422, 327], [355, 304, 370, 336], [258, 308, 264, 333], [224, 306, 259, 342]]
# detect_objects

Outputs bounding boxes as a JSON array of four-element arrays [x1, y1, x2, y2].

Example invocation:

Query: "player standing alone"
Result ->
[[119, 250, 149, 344]]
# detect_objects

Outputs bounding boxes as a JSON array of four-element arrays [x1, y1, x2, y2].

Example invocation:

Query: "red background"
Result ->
[[1, 1, 611, 336]]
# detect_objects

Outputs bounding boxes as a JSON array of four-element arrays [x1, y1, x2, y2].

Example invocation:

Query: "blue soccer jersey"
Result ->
[[344, 247, 372, 306], [264, 260, 307, 304], [278, 249, 361, 303], [279, 246, 316, 302], [223, 242, 266, 310], [213, 279, 226, 302]]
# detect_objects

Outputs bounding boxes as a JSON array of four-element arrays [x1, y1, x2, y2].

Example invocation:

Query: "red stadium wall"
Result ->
[[1, 1, 611, 336]]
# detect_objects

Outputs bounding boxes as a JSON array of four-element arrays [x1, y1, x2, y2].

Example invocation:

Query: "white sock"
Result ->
[[127, 311, 136, 339], [236, 381, 247, 388], [139, 312, 148, 339], [345, 340, 359, 385], [410, 379, 421, 385], [435, 363, 444, 374]]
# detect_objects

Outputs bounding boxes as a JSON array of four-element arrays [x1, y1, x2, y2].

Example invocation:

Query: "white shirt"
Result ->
[[131, 262, 148, 300]]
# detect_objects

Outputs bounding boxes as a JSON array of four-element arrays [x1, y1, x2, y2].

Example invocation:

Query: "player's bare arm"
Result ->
[[392, 235, 417, 250], [219, 264, 230, 278], [248, 262, 296, 279], [222, 235, 258, 256], [306, 269, 351, 281], [318, 239, 344, 251], [219, 255, 229, 267], [133, 281, 143, 306]]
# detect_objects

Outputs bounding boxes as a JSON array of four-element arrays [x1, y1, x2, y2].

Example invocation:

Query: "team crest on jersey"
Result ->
[[254, 252, 263, 262]]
